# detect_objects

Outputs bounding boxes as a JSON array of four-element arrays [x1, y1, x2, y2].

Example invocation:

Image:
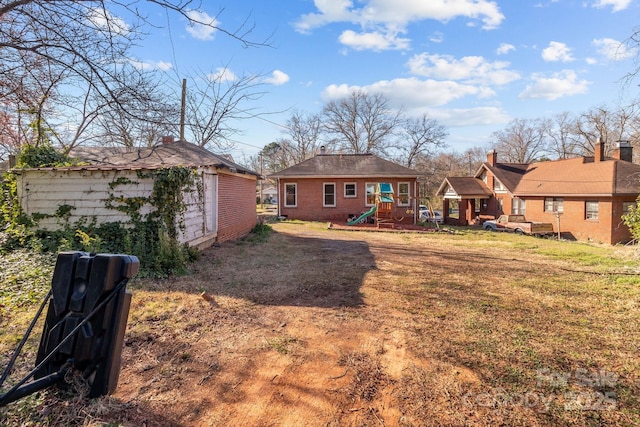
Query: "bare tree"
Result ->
[[401, 113, 448, 168], [322, 90, 403, 155], [573, 104, 635, 156], [272, 110, 324, 165], [491, 118, 549, 163], [183, 68, 268, 152], [545, 112, 581, 159], [1, 1, 267, 148]]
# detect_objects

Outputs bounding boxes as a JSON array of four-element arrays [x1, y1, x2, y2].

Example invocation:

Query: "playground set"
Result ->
[[347, 183, 421, 229]]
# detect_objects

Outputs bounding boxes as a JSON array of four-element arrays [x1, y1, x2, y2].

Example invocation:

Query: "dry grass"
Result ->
[[1, 220, 639, 426]]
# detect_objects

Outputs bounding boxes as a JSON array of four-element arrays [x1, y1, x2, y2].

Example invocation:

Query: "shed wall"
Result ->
[[217, 172, 258, 243]]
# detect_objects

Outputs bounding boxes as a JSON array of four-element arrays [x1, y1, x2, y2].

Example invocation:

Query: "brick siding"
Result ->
[[277, 178, 418, 223], [217, 172, 257, 243]]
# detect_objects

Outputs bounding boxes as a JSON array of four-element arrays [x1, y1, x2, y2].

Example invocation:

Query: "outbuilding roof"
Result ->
[[268, 153, 420, 179], [12, 141, 259, 177]]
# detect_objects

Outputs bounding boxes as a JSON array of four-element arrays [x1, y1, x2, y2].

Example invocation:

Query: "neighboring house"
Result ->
[[258, 185, 278, 204], [268, 149, 422, 223], [11, 139, 259, 248], [437, 142, 640, 244]]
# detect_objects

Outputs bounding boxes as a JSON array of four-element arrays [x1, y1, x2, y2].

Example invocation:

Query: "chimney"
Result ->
[[487, 150, 497, 166], [162, 136, 174, 145], [613, 141, 633, 162], [594, 138, 605, 162]]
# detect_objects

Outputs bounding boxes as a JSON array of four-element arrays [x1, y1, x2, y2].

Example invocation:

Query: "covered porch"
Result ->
[[437, 177, 494, 226]]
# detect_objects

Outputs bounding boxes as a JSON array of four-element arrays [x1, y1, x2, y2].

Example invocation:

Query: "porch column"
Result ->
[[467, 199, 476, 224], [443, 199, 450, 222]]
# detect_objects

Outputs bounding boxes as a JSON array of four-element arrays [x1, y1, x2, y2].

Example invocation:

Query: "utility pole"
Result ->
[[179, 79, 186, 141], [259, 153, 264, 209]]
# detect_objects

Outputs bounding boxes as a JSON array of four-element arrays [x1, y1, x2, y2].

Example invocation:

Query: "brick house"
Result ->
[[436, 142, 640, 244], [268, 150, 422, 223], [12, 139, 259, 247]]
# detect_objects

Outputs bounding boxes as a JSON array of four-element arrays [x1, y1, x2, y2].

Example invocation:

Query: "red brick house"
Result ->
[[437, 142, 640, 244], [268, 151, 422, 223]]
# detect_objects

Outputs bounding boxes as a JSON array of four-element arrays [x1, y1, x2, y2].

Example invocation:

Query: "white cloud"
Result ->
[[542, 41, 574, 62], [428, 107, 511, 127], [130, 60, 173, 71], [86, 8, 129, 35], [264, 70, 290, 85], [338, 29, 410, 51], [519, 70, 590, 100], [429, 32, 444, 43], [496, 43, 515, 55], [185, 10, 219, 41], [592, 0, 632, 12], [294, 0, 505, 50], [208, 67, 237, 82], [322, 77, 492, 108], [295, 0, 356, 33], [592, 38, 636, 61], [407, 53, 520, 86]]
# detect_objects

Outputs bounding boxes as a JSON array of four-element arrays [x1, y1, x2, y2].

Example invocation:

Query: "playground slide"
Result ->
[[347, 206, 377, 225]]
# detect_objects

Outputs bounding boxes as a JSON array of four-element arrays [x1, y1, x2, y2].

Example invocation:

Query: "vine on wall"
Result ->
[[1, 145, 203, 276]]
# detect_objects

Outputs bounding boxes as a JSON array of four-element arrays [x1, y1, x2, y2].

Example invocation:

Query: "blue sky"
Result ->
[[129, 0, 640, 160]]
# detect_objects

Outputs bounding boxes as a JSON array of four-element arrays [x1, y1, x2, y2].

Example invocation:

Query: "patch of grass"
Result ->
[[0, 250, 54, 313], [245, 222, 272, 243], [265, 335, 300, 355]]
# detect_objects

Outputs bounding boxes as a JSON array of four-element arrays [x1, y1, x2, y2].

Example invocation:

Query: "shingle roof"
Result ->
[[13, 141, 259, 176], [268, 153, 420, 178], [514, 157, 640, 197], [437, 176, 493, 198], [483, 162, 529, 192], [440, 156, 640, 198]]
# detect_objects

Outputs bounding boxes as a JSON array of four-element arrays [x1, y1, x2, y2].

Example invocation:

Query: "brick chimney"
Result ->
[[487, 150, 497, 166], [162, 136, 174, 145], [594, 138, 605, 162], [613, 141, 633, 162]]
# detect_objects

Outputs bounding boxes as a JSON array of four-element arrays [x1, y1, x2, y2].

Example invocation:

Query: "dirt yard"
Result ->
[[3, 220, 639, 426]]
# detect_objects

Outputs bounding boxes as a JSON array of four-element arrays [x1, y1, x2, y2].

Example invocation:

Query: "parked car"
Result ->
[[419, 206, 444, 223], [483, 214, 554, 236]]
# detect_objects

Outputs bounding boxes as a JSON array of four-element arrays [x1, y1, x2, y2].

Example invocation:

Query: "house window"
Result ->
[[585, 201, 599, 220], [284, 183, 297, 207], [398, 182, 410, 206], [493, 179, 505, 192], [324, 183, 336, 207], [480, 171, 487, 184], [544, 197, 563, 213], [511, 198, 526, 215], [344, 182, 357, 198], [366, 182, 376, 206]]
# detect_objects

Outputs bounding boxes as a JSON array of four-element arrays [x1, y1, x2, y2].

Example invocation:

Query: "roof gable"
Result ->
[[269, 153, 420, 178], [437, 176, 493, 198]]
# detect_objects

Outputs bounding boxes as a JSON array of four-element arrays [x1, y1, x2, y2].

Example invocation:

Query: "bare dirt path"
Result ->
[[100, 222, 637, 426]]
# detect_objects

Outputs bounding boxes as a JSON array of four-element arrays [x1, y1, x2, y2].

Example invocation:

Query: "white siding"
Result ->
[[16, 168, 216, 247]]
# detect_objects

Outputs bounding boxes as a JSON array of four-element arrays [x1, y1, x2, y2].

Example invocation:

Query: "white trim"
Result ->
[[323, 182, 337, 207], [397, 181, 410, 206], [344, 182, 357, 198], [284, 182, 297, 207], [365, 182, 376, 206]]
